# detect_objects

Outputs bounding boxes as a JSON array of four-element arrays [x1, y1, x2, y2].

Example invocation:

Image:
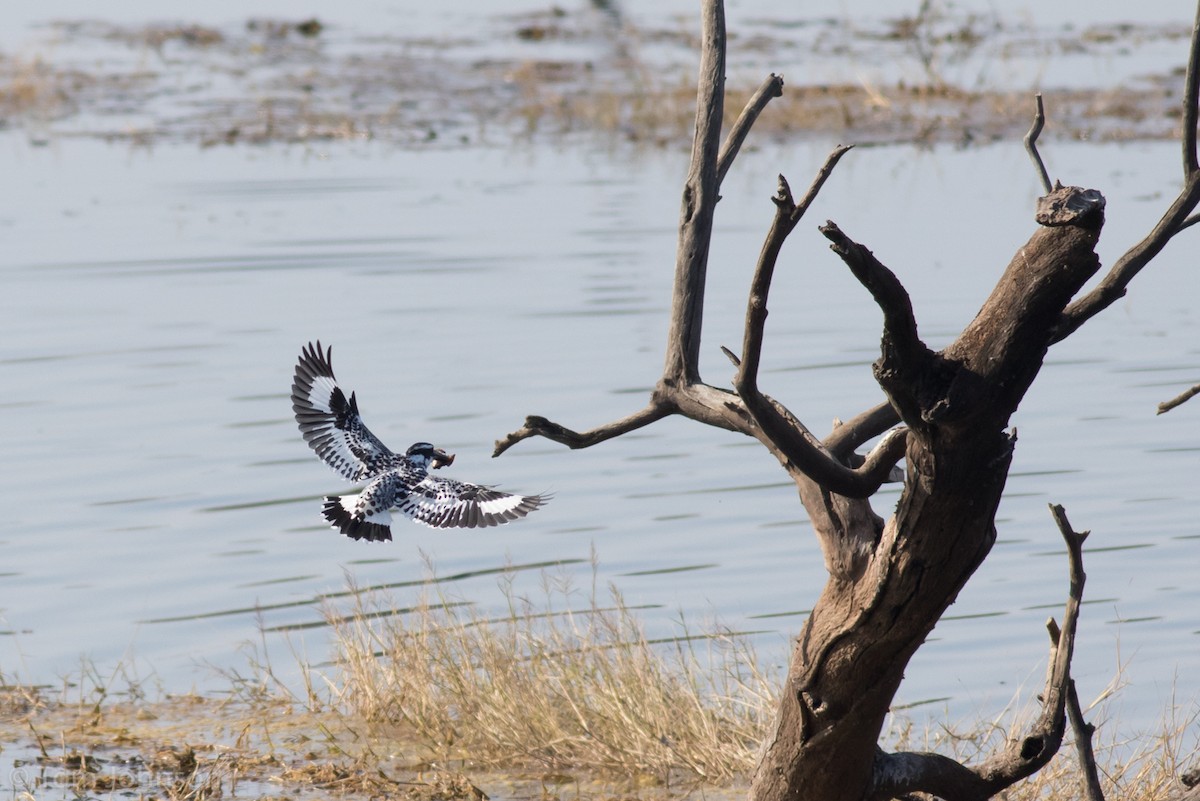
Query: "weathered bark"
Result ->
[[750, 184, 1107, 801], [495, 2, 1200, 800], [1067, 679, 1107, 801], [663, 0, 725, 387]]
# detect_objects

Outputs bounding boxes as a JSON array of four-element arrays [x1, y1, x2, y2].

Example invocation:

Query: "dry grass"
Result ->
[[322, 567, 776, 784], [3, 609, 1196, 801], [315, 566, 1199, 797], [0, 56, 76, 122], [882, 681, 1200, 801]]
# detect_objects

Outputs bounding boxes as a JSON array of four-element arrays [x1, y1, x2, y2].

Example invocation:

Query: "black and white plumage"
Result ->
[[291, 341, 547, 541]]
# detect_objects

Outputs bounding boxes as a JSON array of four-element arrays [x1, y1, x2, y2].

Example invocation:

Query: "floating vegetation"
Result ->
[[0, 8, 1192, 148]]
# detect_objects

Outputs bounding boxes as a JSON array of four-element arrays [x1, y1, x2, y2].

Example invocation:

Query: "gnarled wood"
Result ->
[[748, 191, 1105, 801], [494, 3, 1200, 800]]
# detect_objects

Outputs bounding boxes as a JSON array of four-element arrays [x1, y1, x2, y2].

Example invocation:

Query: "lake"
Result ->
[[1, 1, 1198, 748]]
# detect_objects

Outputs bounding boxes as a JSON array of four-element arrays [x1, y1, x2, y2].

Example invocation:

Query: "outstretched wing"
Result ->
[[397, 474, 547, 529], [291, 341, 398, 481]]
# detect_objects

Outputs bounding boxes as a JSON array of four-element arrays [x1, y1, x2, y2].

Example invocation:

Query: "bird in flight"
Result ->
[[291, 341, 547, 541]]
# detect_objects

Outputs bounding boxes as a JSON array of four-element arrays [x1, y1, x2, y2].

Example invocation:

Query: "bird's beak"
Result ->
[[432, 448, 455, 469]]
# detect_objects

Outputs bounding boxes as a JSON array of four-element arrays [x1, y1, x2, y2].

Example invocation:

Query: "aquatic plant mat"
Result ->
[[0, 684, 538, 801], [3, 575, 1196, 800], [2, 7, 1194, 148]]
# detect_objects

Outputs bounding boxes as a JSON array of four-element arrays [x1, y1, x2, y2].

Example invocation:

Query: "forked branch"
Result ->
[[495, 1, 893, 491], [729, 147, 907, 498], [737, 149, 853, 393], [718, 73, 785, 186], [977, 504, 1090, 782], [496, 0, 759, 457]]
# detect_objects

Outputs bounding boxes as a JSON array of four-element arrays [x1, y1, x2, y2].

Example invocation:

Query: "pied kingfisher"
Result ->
[[291, 341, 547, 541]]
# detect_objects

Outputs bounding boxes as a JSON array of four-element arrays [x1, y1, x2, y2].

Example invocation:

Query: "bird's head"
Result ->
[[406, 442, 455, 470]]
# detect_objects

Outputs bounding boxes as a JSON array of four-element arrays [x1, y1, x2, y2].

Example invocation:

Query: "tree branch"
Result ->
[[824, 401, 902, 460], [1053, 173, 1200, 342], [739, 393, 908, 498], [500, 0, 768, 458], [728, 147, 905, 498], [818, 222, 940, 430], [819, 222, 927, 367], [1184, 0, 1200, 176], [976, 503, 1088, 786], [1158, 382, 1200, 414], [662, 0, 726, 385], [871, 504, 1090, 801], [737, 146, 853, 394], [791, 145, 854, 218], [717, 73, 785, 187], [1052, 3, 1200, 343], [1066, 679, 1107, 801], [493, 404, 670, 457], [1025, 93, 1053, 195]]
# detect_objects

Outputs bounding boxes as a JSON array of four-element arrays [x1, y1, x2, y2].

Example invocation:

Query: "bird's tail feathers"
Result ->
[[322, 494, 393, 542]]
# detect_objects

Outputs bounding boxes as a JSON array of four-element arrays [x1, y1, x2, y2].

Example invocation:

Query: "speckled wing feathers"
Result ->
[[291, 341, 398, 482], [292, 341, 549, 540], [397, 475, 547, 529]]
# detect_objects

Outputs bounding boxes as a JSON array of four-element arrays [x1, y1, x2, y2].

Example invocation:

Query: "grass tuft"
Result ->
[[324, 568, 776, 783], [882, 679, 1200, 801]]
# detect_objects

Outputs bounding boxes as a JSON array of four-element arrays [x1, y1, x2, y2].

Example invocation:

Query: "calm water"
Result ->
[[2, 2, 1199, 752], [2, 133, 1197, 736]]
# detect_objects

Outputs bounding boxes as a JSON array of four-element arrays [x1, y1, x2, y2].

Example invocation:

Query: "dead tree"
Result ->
[[494, 2, 1200, 799]]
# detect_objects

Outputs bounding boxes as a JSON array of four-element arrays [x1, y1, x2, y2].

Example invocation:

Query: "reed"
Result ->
[[323, 568, 776, 783]]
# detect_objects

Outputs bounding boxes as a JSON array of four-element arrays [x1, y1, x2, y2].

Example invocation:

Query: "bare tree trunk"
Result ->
[[751, 193, 1103, 801], [495, 2, 1200, 799]]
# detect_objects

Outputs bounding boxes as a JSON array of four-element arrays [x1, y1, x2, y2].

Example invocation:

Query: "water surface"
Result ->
[[2, 132, 1196, 744]]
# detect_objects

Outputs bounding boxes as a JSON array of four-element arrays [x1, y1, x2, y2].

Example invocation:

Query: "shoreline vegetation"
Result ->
[[0, 7, 1193, 149], [3, 570, 1197, 800]]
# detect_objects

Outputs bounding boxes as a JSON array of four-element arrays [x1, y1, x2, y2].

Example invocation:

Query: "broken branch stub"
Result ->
[[1036, 185, 1105, 226], [941, 184, 1103, 430], [1158, 382, 1200, 414]]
